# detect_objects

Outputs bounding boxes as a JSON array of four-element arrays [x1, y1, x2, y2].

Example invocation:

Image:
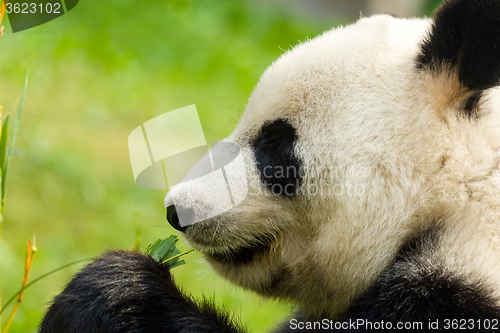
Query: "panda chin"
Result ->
[[203, 235, 274, 266]]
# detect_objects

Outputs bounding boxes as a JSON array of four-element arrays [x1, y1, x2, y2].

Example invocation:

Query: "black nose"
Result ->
[[166, 205, 193, 232]]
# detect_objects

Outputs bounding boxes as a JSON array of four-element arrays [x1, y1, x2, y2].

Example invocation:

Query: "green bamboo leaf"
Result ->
[[146, 235, 178, 262], [146, 235, 194, 269], [168, 259, 186, 269]]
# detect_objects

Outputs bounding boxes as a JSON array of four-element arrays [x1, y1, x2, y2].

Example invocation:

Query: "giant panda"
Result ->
[[40, 0, 500, 332]]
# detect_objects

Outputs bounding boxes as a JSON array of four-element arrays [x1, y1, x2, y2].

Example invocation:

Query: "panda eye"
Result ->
[[261, 133, 287, 147], [256, 120, 297, 147], [252, 118, 303, 197]]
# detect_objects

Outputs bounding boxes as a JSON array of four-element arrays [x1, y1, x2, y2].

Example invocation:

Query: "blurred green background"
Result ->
[[0, 0, 441, 332]]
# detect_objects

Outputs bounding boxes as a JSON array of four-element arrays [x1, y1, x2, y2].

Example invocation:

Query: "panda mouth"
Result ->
[[205, 235, 274, 265]]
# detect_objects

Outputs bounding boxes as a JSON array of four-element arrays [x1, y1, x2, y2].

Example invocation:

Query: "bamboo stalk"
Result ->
[[161, 247, 195, 265]]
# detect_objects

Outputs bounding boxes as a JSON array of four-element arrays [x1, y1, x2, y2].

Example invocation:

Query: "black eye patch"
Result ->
[[251, 119, 302, 197]]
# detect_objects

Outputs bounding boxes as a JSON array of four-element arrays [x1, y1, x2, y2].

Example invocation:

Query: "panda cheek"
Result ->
[[252, 119, 303, 197]]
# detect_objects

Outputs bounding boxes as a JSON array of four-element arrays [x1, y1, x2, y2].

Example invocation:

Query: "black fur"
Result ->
[[336, 228, 500, 332], [417, 0, 500, 116], [252, 119, 302, 197], [39, 251, 246, 333], [417, 0, 500, 90], [274, 228, 500, 332], [41, 230, 500, 333], [463, 91, 483, 116]]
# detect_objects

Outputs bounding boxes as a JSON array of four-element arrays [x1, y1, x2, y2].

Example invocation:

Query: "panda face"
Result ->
[[165, 11, 500, 318]]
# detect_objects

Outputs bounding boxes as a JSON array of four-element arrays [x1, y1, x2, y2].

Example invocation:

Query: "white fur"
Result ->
[[165, 14, 500, 318]]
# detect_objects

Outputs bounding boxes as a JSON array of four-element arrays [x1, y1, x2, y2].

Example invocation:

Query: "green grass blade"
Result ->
[[0, 116, 10, 175], [2, 67, 30, 206], [0, 122, 5, 220], [0, 258, 89, 315], [0, 116, 7, 219], [0, 167, 2, 226]]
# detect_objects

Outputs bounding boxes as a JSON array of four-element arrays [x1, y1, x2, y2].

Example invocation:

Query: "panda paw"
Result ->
[[39, 250, 246, 333]]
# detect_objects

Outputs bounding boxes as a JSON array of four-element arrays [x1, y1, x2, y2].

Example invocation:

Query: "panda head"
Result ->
[[165, 0, 500, 318]]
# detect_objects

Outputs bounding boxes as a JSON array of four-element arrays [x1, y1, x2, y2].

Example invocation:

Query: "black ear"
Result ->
[[417, 0, 500, 113]]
